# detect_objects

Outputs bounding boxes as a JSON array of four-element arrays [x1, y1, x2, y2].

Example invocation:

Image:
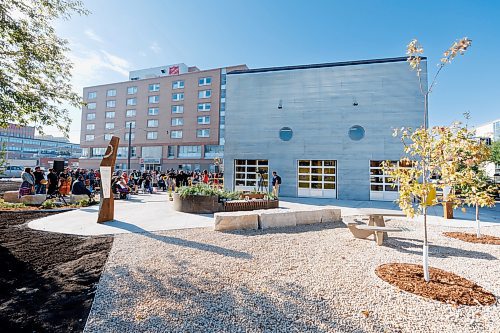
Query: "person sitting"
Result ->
[[19, 167, 35, 197], [71, 175, 92, 198], [116, 177, 130, 199]]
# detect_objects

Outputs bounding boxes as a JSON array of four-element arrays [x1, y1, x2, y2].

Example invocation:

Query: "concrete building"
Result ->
[[79, 63, 247, 172], [473, 118, 500, 181], [0, 123, 81, 169], [223, 57, 426, 201]]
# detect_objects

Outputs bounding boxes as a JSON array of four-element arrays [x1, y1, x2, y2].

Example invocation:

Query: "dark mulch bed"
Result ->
[[376, 263, 496, 306], [0, 211, 113, 332], [443, 232, 500, 245]]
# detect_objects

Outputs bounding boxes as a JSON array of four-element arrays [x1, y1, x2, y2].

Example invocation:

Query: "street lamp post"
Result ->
[[127, 122, 132, 173]]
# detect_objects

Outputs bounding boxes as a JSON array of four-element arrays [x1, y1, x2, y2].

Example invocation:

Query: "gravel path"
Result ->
[[84, 218, 500, 333]]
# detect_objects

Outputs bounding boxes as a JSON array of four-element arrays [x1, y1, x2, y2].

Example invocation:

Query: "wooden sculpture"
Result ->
[[97, 136, 120, 223]]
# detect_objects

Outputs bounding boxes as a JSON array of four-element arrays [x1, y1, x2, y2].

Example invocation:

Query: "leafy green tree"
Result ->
[[0, 0, 88, 135], [490, 141, 500, 166]]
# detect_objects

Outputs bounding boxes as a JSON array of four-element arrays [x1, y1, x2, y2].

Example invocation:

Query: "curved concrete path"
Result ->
[[28, 193, 499, 236]]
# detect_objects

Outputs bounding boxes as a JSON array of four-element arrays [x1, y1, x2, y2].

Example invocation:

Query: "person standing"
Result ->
[[19, 167, 35, 197], [271, 171, 282, 198], [33, 166, 46, 194], [47, 168, 58, 197], [58, 168, 71, 196]]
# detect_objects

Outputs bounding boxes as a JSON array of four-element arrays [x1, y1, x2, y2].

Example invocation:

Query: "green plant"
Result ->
[[0, 199, 26, 209], [41, 199, 56, 209], [177, 184, 220, 198], [77, 198, 90, 207]]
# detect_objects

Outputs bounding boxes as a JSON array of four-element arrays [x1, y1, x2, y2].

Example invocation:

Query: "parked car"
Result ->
[[0, 165, 24, 178]]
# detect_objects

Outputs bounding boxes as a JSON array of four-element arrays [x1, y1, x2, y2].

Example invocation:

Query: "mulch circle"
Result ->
[[375, 263, 496, 306], [443, 232, 500, 245]]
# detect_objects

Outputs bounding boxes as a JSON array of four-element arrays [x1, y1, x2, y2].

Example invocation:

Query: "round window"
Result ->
[[348, 125, 365, 141], [279, 127, 293, 141]]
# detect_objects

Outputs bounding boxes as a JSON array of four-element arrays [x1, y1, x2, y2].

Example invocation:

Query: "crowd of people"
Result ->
[[18, 166, 224, 200]]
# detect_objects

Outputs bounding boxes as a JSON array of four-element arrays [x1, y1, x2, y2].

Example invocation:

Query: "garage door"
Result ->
[[234, 159, 269, 192], [297, 160, 337, 198]]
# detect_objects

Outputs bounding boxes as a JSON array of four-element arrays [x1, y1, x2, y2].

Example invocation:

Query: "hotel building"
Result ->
[[79, 63, 247, 172]]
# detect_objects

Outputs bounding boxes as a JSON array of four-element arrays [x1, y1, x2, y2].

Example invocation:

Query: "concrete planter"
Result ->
[[240, 193, 266, 200], [172, 193, 223, 214]]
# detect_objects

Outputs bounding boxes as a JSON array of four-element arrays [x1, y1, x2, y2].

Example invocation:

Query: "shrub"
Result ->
[[0, 198, 26, 209], [41, 199, 56, 209]]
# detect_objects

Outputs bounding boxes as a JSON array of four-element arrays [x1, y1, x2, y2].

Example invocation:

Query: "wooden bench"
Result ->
[[348, 213, 408, 245]]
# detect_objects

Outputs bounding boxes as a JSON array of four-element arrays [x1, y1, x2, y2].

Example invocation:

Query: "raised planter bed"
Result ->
[[172, 193, 279, 213], [239, 193, 266, 200]]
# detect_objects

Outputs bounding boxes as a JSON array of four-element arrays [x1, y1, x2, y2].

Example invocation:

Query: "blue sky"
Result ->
[[54, 0, 500, 142]]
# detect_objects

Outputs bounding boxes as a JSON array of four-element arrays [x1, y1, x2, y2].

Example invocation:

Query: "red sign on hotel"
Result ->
[[168, 66, 179, 75]]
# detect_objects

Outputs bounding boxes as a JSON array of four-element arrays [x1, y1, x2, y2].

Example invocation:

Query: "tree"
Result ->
[[0, 0, 88, 135], [491, 141, 500, 167], [455, 136, 496, 238], [386, 38, 471, 282]]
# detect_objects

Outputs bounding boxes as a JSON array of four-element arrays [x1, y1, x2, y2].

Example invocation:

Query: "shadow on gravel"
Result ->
[[86, 262, 402, 333], [227, 221, 347, 237], [385, 237, 497, 260], [112, 220, 251, 259]]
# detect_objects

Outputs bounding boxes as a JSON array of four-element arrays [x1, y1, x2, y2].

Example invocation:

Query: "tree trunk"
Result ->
[[476, 204, 481, 238], [423, 206, 430, 282]]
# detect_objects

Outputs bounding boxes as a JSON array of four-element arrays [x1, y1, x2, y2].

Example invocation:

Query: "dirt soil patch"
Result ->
[[376, 263, 496, 306], [443, 232, 500, 245], [0, 211, 113, 332]]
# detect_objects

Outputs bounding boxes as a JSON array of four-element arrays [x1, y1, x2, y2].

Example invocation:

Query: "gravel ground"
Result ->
[[84, 218, 500, 333]]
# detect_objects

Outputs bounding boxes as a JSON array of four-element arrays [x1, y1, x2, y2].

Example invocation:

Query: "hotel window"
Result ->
[[220, 102, 225, 111], [127, 98, 137, 106], [126, 109, 136, 117], [105, 122, 115, 130], [92, 147, 106, 157], [147, 119, 159, 128], [172, 93, 184, 101], [125, 121, 136, 129], [85, 134, 94, 141], [172, 80, 184, 89], [127, 86, 137, 94], [197, 103, 211, 112], [148, 95, 159, 104], [104, 133, 113, 141], [148, 83, 160, 92], [171, 130, 182, 139], [178, 145, 202, 158], [171, 117, 183, 126], [87, 102, 96, 110], [87, 91, 97, 99], [87, 113, 96, 121], [86, 124, 95, 131], [171, 105, 184, 114], [105, 111, 115, 119], [196, 129, 210, 138], [147, 131, 158, 140], [198, 90, 211, 99], [125, 132, 135, 141], [221, 74, 227, 85], [106, 100, 116, 108], [82, 148, 89, 157], [107, 89, 116, 97], [167, 146, 176, 158], [221, 89, 226, 98], [148, 107, 159, 116], [197, 116, 210, 125], [198, 77, 212, 86], [204, 145, 223, 159]]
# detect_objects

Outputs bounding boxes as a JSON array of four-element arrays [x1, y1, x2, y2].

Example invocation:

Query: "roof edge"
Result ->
[[228, 57, 426, 75]]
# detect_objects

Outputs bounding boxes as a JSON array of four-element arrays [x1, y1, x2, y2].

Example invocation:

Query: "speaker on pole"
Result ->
[[53, 160, 65, 173]]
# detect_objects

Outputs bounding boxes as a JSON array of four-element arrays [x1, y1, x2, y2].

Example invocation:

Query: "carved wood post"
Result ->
[[97, 136, 119, 223]]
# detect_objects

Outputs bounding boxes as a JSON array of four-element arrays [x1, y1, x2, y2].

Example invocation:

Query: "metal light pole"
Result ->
[[127, 122, 132, 173]]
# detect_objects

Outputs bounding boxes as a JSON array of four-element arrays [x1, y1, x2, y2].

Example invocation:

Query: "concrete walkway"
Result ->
[[27, 192, 499, 236]]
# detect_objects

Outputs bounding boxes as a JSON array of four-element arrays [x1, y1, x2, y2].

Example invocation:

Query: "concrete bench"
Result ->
[[3, 190, 21, 203], [214, 211, 259, 231], [20, 194, 46, 205], [69, 194, 90, 203], [214, 207, 342, 231]]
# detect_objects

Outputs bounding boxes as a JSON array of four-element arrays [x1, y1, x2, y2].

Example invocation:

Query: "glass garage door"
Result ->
[[234, 159, 269, 192], [370, 160, 412, 201], [297, 160, 337, 198]]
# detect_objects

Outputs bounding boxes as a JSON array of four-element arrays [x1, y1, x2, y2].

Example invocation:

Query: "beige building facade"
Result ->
[[79, 63, 247, 172]]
